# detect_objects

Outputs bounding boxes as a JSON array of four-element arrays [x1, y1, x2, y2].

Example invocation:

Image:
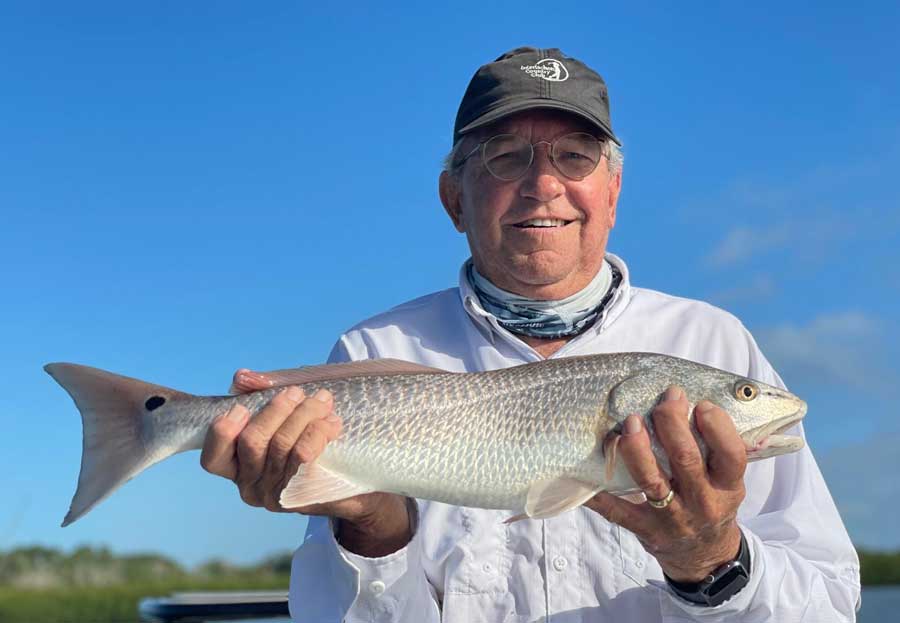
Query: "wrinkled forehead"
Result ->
[[463, 109, 604, 146]]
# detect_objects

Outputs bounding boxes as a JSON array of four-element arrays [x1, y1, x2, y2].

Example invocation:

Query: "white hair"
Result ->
[[442, 135, 624, 176]]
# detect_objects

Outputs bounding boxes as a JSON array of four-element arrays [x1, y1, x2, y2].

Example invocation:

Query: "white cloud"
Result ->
[[705, 224, 793, 268], [756, 311, 886, 391], [691, 144, 899, 271], [806, 312, 878, 335], [708, 273, 776, 304], [702, 215, 859, 270]]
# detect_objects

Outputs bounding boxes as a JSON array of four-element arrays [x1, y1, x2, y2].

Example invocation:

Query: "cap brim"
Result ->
[[457, 99, 622, 146]]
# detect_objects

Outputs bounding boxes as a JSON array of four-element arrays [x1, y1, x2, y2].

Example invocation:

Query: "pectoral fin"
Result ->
[[603, 432, 621, 481], [507, 476, 604, 523], [279, 463, 375, 509]]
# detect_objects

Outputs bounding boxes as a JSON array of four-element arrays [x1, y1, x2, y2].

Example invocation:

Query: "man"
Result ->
[[201, 47, 860, 621]]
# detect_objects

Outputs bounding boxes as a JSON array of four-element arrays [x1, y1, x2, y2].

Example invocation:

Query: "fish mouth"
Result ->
[[743, 402, 807, 461]]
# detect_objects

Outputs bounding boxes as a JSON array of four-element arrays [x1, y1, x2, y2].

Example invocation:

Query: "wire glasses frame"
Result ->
[[453, 132, 609, 181]]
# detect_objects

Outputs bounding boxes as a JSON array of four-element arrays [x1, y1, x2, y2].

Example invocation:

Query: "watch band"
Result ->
[[664, 530, 752, 607]]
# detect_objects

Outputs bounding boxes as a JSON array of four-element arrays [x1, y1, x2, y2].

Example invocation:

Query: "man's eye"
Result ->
[[487, 151, 520, 163]]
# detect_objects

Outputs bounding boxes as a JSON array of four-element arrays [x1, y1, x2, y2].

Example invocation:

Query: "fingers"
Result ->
[[282, 396, 342, 486], [203, 383, 345, 513], [230, 368, 274, 394], [239, 387, 342, 511], [235, 387, 307, 497], [616, 414, 673, 504], [695, 401, 747, 490], [652, 386, 707, 487], [261, 390, 341, 506], [201, 403, 250, 480], [584, 491, 646, 532], [588, 386, 748, 580]]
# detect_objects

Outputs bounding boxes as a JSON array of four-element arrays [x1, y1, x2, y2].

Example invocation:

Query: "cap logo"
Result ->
[[519, 58, 569, 82]]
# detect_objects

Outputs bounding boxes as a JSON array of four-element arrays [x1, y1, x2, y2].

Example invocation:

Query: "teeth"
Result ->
[[519, 219, 567, 228]]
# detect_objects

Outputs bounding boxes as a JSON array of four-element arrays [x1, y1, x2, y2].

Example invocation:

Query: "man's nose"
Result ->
[[519, 144, 565, 201]]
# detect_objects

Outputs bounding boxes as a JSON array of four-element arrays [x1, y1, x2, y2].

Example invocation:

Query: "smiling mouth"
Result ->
[[513, 218, 572, 228]]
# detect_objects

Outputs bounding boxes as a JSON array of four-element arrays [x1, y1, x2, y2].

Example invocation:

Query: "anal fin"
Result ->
[[279, 463, 374, 509]]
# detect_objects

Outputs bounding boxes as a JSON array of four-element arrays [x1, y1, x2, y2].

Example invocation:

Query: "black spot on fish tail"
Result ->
[[145, 396, 166, 411]]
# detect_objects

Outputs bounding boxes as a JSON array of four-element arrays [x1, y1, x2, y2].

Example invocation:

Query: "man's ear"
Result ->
[[607, 169, 622, 228], [439, 171, 466, 233]]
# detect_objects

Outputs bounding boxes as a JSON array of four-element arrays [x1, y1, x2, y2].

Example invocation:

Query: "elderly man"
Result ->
[[201, 47, 860, 621]]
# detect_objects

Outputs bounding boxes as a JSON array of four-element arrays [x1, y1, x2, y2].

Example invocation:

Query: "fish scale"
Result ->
[[317, 363, 621, 509], [45, 352, 807, 525]]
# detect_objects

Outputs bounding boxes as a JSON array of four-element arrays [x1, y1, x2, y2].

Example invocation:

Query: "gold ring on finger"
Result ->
[[645, 488, 675, 509]]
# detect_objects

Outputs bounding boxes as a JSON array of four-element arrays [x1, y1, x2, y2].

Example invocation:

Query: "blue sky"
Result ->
[[1, 2, 898, 565]]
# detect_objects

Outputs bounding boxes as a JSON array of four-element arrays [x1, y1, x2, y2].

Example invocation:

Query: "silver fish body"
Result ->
[[45, 353, 806, 526]]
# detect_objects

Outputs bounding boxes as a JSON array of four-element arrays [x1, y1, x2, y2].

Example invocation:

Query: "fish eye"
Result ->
[[734, 382, 758, 402]]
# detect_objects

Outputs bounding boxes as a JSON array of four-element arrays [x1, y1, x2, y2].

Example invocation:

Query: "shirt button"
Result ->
[[369, 580, 386, 596], [482, 562, 494, 574], [636, 560, 644, 568], [552, 556, 568, 571]]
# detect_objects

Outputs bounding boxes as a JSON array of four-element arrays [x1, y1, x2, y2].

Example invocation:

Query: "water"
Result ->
[[859, 586, 900, 622]]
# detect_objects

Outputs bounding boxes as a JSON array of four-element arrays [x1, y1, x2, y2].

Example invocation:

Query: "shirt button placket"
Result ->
[[545, 512, 578, 616]]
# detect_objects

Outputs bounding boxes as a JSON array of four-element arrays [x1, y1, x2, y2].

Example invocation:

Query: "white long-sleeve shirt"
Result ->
[[288, 254, 860, 622]]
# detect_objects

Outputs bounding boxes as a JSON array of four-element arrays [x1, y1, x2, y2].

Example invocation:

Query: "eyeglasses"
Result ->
[[454, 132, 607, 181]]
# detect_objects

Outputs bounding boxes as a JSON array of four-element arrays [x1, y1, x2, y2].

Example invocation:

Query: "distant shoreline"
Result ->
[[2, 544, 897, 587], [0, 545, 894, 622]]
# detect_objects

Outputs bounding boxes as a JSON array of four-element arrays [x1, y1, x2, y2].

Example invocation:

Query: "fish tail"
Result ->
[[44, 363, 193, 527]]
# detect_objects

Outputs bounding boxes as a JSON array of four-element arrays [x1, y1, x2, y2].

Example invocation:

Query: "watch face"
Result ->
[[667, 531, 751, 607], [705, 563, 749, 605]]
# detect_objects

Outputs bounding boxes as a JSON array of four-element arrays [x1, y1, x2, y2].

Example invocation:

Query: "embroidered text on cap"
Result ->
[[519, 58, 569, 82]]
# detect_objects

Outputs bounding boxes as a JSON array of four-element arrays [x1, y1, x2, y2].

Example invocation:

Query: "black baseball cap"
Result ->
[[453, 46, 621, 146]]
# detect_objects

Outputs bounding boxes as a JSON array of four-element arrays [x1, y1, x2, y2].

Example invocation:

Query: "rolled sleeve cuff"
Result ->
[[290, 499, 438, 622], [656, 525, 766, 621]]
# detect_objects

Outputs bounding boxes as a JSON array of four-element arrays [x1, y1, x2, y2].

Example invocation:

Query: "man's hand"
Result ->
[[584, 386, 746, 582], [200, 368, 412, 557]]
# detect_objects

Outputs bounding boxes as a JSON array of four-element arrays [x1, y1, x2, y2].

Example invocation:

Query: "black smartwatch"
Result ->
[[664, 530, 751, 607]]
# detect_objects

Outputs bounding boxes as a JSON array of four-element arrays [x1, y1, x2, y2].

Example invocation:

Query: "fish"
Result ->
[[45, 352, 807, 527]]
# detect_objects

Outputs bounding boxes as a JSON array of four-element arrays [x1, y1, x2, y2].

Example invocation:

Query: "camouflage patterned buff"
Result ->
[[465, 259, 622, 339]]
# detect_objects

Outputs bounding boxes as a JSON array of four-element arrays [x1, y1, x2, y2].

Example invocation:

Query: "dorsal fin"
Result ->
[[231, 358, 450, 392]]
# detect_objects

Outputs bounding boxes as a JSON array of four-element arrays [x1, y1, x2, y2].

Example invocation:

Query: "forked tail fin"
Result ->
[[44, 363, 192, 526]]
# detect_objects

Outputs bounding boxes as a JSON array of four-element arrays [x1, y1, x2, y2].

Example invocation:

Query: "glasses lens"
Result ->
[[552, 133, 603, 179], [482, 135, 532, 180]]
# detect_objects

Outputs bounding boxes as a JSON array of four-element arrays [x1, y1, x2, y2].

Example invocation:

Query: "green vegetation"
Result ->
[[858, 549, 900, 586], [1, 545, 898, 622], [0, 546, 291, 623]]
